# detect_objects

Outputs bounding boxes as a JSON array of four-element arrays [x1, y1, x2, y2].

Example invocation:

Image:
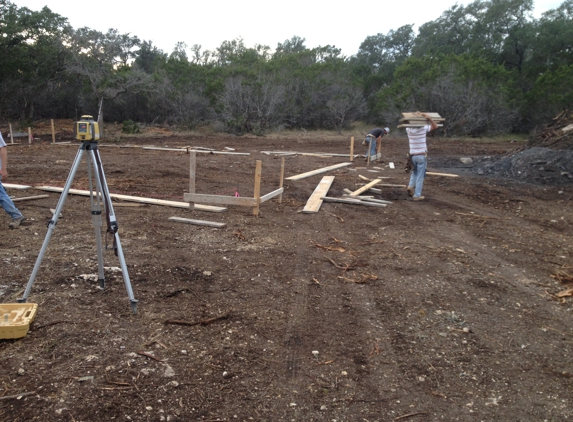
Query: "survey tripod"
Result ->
[[18, 140, 138, 314]]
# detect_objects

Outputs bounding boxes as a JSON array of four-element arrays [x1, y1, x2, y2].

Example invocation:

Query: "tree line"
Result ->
[[1, 0, 572, 136]]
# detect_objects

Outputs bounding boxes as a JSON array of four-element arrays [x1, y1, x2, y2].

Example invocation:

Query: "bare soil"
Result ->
[[1, 129, 572, 422]]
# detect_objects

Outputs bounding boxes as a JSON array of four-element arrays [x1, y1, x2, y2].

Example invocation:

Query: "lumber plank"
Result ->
[[168, 217, 226, 228], [397, 124, 444, 128], [12, 194, 49, 202], [184, 193, 257, 207], [322, 197, 387, 207], [286, 162, 352, 181], [426, 171, 459, 178], [349, 179, 381, 197], [260, 187, 284, 203], [303, 176, 335, 214], [34, 186, 226, 212], [2, 183, 33, 189]]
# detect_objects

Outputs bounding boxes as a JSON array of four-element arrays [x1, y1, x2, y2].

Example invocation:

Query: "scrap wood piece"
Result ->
[[168, 216, 226, 228], [350, 179, 381, 197], [303, 176, 335, 213], [426, 171, 459, 178], [136, 351, 165, 362], [0, 392, 36, 401], [551, 270, 573, 283], [11, 194, 49, 202], [164, 312, 230, 327], [314, 243, 346, 253], [322, 197, 387, 208], [394, 412, 429, 421], [338, 273, 378, 284], [286, 162, 352, 181], [326, 257, 354, 271], [34, 186, 226, 212], [555, 288, 573, 298]]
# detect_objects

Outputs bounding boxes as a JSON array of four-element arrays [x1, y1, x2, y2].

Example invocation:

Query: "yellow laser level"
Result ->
[[75, 115, 100, 141]]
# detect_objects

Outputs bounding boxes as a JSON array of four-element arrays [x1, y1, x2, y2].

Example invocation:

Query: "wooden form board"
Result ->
[[285, 162, 352, 181], [302, 176, 334, 214], [349, 179, 381, 197], [185, 155, 283, 217], [34, 186, 226, 212], [168, 217, 226, 228], [183, 189, 284, 207]]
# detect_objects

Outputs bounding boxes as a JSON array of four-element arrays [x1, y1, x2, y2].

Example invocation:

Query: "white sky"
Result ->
[[13, 0, 565, 57]]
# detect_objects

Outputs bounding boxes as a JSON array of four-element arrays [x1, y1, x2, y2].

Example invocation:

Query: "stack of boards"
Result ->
[[397, 112, 445, 128]]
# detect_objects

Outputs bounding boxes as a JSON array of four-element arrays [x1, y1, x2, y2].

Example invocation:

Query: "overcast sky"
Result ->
[[12, 0, 565, 57]]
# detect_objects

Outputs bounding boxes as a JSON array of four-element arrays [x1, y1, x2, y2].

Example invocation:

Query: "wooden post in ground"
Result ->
[[27, 127, 32, 144], [377, 138, 381, 161], [350, 136, 354, 162], [189, 151, 196, 211], [51, 119, 56, 143], [253, 160, 262, 216], [8, 123, 14, 144], [279, 157, 285, 204]]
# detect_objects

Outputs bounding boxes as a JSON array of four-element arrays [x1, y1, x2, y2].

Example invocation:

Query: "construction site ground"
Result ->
[[1, 128, 572, 421]]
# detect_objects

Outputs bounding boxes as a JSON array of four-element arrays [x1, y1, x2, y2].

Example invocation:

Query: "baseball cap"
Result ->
[[384, 127, 390, 134]]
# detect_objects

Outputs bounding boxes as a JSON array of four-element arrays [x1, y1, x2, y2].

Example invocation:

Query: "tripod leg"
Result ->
[[87, 152, 106, 289], [91, 148, 138, 314], [19, 146, 86, 303]]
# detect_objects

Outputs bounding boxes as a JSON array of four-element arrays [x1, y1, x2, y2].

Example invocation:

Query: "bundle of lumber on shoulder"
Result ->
[[398, 112, 445, 128]]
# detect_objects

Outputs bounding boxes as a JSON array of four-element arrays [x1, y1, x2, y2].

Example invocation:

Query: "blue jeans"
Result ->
[[0, 178, 23, 219], [408, 155, 427, 197], [365, 136, 377, 157]]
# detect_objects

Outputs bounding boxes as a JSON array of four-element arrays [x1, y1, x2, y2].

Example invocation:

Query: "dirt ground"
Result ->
[[1, 127, 572, 422]]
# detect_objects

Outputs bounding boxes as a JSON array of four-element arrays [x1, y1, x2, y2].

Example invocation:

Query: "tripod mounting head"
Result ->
[[75, 115, 100, 142]]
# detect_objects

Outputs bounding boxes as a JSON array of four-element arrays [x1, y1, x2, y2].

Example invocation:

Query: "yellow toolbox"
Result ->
[[0, 303, 38, 339]]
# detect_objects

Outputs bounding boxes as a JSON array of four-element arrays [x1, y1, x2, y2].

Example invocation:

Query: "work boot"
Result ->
[[8, 216, 26, 229], [413, 196, 425, 201], [406, 186, 414, 197]]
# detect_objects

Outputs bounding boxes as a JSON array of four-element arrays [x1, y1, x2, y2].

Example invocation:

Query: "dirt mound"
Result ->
[[531, 110, 573, 150]]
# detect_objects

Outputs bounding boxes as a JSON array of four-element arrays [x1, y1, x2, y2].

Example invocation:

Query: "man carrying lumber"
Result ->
[[363, 127, 390, 160], [0, 131, 26, 228], [406, 112, 438, 201]]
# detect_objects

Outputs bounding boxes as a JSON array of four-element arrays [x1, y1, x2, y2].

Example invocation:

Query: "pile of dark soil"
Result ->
[[483, 147, 573, 185]]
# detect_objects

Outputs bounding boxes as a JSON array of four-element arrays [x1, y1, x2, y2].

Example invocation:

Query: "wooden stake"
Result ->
[[253, 160, 262, 216], [51, 119, 56, 143], [279, 157, 285, 203], [9, 123, 14, 144], [189, 151, 196, 211], [350, 136, 354, 162], [28, 127, 32, 144]]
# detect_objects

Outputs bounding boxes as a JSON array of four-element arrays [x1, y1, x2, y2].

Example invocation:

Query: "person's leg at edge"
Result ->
[[0, 181, 23, 219], [413, 155, 426, 197], [408, 160, 417, 193]]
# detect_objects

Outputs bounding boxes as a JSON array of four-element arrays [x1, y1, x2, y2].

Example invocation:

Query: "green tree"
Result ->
[[65, 27, 151, 132], [376, 54, 520, 136], [0, 1, 71, 120]]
